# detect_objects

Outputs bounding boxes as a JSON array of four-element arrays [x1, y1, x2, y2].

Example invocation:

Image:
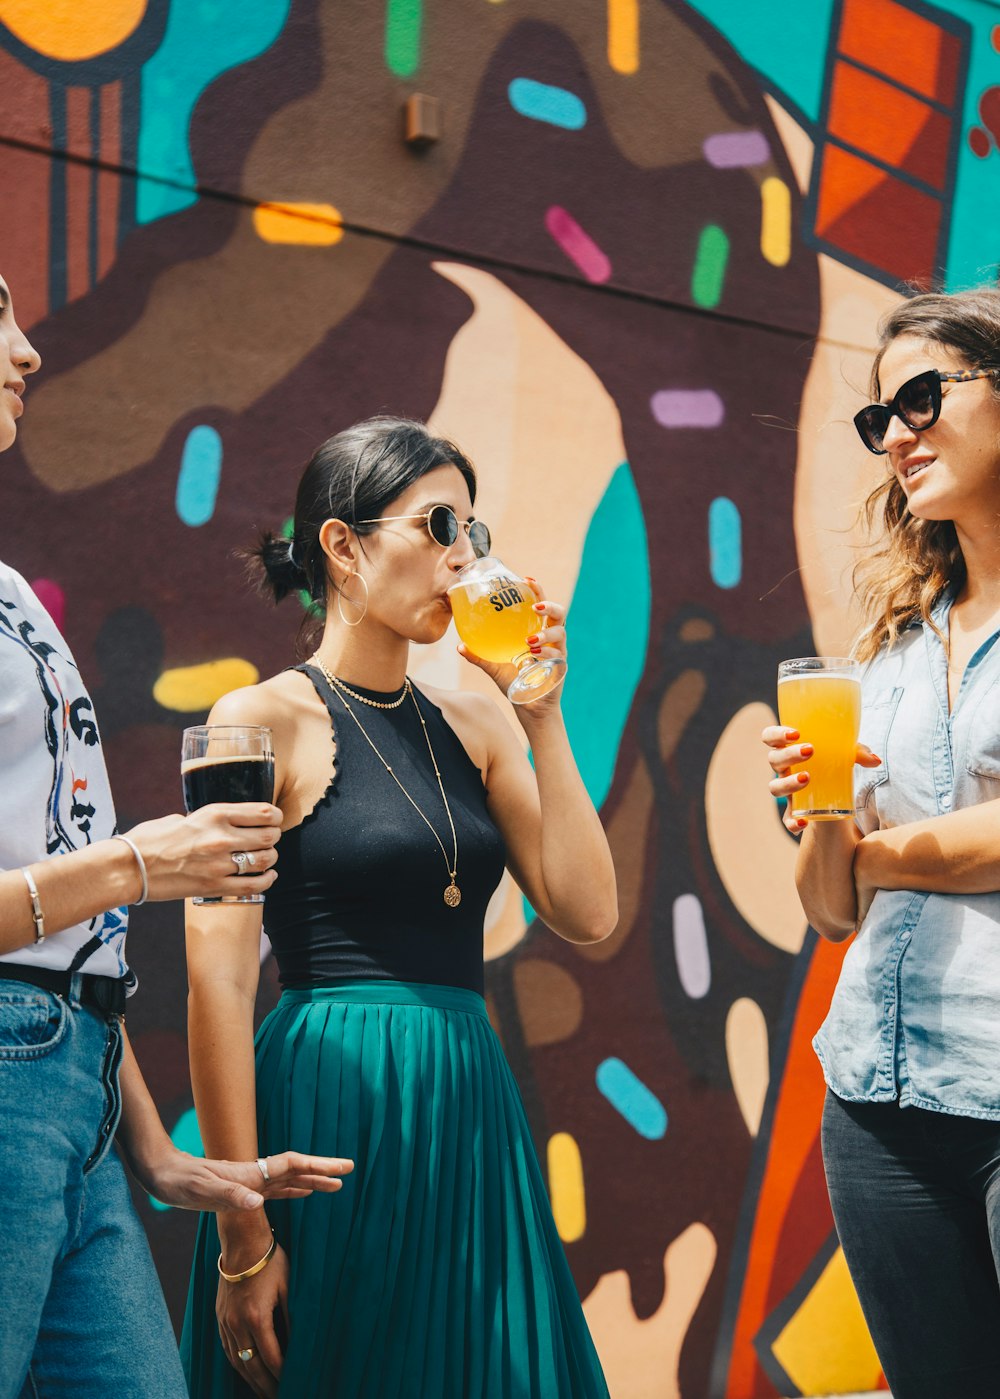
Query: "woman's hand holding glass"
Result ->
[[452, 566, 568, 710], [122, 804, 281, 902], [762, 725, 881, 834]]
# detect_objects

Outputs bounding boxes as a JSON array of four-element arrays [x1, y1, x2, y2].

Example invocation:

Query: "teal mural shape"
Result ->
[[523, 461, 650, 926], [136, 0, 291, 224], [684, 0, 836, 123]]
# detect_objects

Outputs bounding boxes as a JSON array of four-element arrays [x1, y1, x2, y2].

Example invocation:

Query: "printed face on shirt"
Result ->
[[0, 278, 42, 453], [877, 334, 1000, 528]]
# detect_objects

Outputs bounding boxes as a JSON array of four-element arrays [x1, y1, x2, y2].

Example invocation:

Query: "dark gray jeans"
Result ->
[[822, 1090, 1000, 1398]]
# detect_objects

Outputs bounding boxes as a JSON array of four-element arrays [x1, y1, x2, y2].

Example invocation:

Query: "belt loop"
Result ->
[[67, 972, 83, 1011]]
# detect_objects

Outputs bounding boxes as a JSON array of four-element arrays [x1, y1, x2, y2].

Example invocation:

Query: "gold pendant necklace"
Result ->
[[312, 659, 462, 908]]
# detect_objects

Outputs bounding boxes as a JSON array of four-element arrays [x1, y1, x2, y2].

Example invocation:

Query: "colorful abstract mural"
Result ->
[[2, 1, 997, 1394]]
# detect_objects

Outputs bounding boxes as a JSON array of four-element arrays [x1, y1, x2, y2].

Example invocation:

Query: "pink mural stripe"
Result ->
[[703, 131, 770, 168], [544, 206, 611, 283], [31, 578, 65, 633], [651, 389, 724, 428]]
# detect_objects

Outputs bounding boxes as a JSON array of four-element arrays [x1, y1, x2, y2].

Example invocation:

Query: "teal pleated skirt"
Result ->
[[180, 982, 609, 1398]]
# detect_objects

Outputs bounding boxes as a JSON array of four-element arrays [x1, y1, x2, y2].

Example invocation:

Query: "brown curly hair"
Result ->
[[853, 288, 1000, 661]]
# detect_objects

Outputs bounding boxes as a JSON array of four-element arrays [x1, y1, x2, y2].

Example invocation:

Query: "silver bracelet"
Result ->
[[113, 835, 148, 906], [21, 867, 45, 944]]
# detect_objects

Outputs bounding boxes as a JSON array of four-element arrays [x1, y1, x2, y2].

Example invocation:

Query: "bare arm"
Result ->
[[452, 588, 617, 943], [186, 900, 270, 1257], [0, 840, 138, 954], [0, 804, 281, 956], [187, 899, 288, 1397], [487, 703, 617, 942], [116, 1024, 345, 1212], [182, 683, 352, 1398], [794, 821, 863, 941], [855, 799, 1000, 898]]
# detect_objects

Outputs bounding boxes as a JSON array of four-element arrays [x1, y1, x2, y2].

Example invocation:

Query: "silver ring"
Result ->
[[231, 851, 253, 874], [256, 1156, 270, 1183], [238, 1348, 254, 1363]]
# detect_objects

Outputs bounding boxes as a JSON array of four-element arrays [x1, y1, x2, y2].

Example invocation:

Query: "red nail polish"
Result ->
[[801, 744, 814, 757], [797, 818, 808, 828], [527, 634, 539, 644], [533, 603, 545, 612], [797, 772, 809, 784]]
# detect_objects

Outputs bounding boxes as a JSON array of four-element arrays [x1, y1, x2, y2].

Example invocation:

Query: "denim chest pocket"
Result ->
[[856, 687, 904, 807], [0, 988, 67, 1060], [965, 675, 1000, 779]]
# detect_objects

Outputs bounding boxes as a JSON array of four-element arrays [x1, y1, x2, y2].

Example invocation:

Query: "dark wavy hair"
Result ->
[[249, 416, 477, 618], [854, 288, 1000, 660]]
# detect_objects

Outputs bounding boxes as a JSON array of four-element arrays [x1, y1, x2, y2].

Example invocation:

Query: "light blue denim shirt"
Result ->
[[813, 589, 1000, 1121]]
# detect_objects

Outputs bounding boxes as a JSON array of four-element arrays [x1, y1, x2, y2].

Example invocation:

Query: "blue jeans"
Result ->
[[822, 1090, 1000, 1398], [0, 977, 187, 1399]]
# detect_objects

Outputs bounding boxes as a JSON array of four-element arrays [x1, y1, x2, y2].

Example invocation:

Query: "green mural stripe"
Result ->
[[691, 224, 729, 309], [385, 0, 422, 78]]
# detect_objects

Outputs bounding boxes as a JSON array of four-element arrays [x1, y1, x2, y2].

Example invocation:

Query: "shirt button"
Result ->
[[941, 794, 952, 810]]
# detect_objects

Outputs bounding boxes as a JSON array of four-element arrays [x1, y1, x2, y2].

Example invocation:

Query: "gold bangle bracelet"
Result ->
[[217, 1230, 276, 1284]]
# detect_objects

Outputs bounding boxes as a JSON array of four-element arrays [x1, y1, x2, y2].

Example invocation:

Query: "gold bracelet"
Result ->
[[217, 1229, 276, 1284]]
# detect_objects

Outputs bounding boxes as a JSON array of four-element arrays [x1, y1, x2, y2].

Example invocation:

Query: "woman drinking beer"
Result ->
[[181, 415, 618, 1398], [0, 271, 352, 1399], [764, 288, 1000, 1397]]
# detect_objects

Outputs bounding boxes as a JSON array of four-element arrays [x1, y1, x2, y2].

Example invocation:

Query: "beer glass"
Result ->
[[777, 658, 861, 820], [448, 557, 567, 704], [181, 724, 275, 904]]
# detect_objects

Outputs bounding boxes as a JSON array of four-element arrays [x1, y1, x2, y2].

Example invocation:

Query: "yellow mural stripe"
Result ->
[[253, 202, 344, 247], [154, 660, 260, 714], [760, 177, 791, 267], [772, 1245, 883, 1394], [607, 0, 640, 75], [0, 0, 147, 60], [547, 1132, 586, 1242]]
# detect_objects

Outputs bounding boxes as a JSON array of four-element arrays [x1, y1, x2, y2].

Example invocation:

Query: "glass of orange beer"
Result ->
[[777, 657, 861, 819], [448, 557, 567, 704]]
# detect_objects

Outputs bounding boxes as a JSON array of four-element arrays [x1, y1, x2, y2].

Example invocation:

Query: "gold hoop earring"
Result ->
[[337, 572, 369, 627]]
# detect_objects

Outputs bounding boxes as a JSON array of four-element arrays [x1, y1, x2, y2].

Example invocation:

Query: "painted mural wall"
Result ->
[[1, 1, 997, 1394]]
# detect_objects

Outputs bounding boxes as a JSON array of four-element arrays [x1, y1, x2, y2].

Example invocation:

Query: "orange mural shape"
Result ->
[[837, 0, 961, 106], [828, 63, 951, 192], [0, 0, 148, 60]]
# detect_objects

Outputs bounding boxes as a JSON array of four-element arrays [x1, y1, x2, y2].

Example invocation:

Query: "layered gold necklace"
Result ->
[[311, 658, 462, 908]]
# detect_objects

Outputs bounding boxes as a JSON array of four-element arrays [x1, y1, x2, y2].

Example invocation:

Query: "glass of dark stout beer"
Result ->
[[181, 725, 275, 905]]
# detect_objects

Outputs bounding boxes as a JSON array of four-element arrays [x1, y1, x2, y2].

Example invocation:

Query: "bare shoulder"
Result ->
[[208, 669, 314, 731], [420, 683, 502, 733], [418, 683, 518, 772]]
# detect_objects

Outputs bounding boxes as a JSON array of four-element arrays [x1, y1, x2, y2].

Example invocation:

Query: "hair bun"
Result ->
[[250, 529, 310, 604]]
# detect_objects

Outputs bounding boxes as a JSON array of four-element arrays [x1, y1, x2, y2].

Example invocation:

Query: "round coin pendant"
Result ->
[[444, 882, 462, 908]]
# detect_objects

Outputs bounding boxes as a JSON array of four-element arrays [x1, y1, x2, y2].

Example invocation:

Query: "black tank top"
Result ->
[[263, 665, 507, 995]]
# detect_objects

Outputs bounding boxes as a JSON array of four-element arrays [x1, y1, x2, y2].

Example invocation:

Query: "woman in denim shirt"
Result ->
[[765, 288, 1000, 1398]]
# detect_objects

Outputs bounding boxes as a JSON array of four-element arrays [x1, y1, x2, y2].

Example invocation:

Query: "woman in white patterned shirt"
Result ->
[[0, 272, 352, 1399]]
